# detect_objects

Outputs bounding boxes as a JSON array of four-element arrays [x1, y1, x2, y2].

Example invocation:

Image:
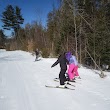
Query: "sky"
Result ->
[[0, 0, 58, 36], [0, 49, 110, 110]]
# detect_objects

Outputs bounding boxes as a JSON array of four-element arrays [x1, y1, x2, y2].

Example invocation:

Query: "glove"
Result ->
[[51, 65, 54, 68]]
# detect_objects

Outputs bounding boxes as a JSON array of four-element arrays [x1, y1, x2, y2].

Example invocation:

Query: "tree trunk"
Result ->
[[73, 7, 78, 61]]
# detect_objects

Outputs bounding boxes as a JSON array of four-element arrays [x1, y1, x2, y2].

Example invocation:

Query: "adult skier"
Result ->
[[51, 52, 69, 88], [35, 48, 40, 61]]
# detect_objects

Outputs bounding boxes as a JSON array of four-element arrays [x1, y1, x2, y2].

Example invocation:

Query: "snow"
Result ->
[[0, 49, 110, 110]]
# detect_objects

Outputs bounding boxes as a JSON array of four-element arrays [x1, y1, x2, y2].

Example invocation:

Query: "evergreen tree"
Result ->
[[1, 5, 15, 30], [1, 5, 24, 34]]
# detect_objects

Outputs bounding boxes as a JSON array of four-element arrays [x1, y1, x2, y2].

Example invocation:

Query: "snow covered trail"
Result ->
[[0, 50, 110, 110]]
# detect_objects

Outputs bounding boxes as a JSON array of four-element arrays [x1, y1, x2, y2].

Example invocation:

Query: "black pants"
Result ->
[[59, 69, 67, 85], [36, 55, 39, 59]]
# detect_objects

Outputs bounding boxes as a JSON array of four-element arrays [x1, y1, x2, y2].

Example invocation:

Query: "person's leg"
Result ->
[[68, 64, 75, 80], [59, 69, 66, 85], [74, 65, 79, 76], [74, 65, 81, 79], [35, 55, 38, 61]]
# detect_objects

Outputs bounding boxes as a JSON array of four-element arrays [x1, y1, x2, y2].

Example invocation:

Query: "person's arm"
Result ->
[[73, 56, 78, 65], [51, 56, 61, 68]]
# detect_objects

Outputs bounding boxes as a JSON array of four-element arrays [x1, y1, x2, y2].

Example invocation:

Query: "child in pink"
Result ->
[[66, 52, 80, 81]]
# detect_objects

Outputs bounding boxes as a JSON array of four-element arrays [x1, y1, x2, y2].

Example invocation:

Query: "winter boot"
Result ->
[[58, 84, 66, 88]]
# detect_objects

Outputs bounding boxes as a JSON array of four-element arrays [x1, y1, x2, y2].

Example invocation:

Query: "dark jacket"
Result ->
[[51, 53, 69, 70], [35, 50, 39, 56]]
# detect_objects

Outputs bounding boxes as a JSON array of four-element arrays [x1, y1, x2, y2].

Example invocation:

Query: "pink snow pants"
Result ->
[[74, 65, 79, 76], [68, 64, 75, 80], [68, 65, 79, 80]]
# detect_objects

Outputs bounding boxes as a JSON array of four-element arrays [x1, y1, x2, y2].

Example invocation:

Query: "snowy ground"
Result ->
[[0, 49, 110, 110]]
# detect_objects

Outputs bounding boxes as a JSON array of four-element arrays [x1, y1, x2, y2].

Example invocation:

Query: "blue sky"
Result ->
[[0, 0, 58, 36]]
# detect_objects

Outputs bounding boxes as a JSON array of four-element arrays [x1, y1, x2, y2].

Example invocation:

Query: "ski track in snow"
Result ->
[[0, 50, 110, 110]]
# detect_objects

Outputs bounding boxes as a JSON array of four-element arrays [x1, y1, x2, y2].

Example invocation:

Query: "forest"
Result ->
[[0, 0, 110, 69]]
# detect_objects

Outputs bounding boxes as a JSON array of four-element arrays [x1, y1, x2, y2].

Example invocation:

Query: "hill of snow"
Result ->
[[0, 50, 110, 110]]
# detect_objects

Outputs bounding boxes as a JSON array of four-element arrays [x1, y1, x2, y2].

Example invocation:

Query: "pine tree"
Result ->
[[1, 5, 15, 30], [1, 5, 24, 34]]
